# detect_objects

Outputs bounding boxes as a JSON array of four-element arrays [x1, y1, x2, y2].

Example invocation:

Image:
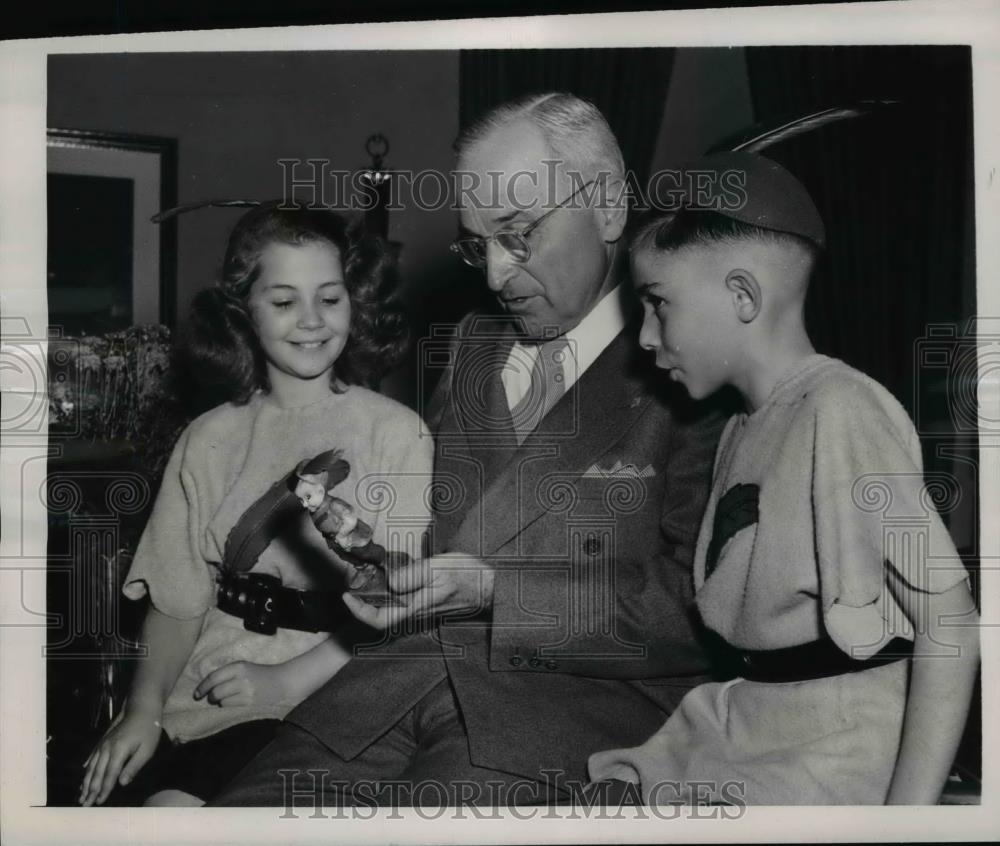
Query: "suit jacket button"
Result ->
[[529, 657, 540, 668], [545, 660, 558, 670], [510, 656, 522, 667], [584, 535, 601, 556]]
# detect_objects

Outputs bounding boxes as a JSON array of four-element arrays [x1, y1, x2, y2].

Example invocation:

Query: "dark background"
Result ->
[[47, 173, 135, 333]]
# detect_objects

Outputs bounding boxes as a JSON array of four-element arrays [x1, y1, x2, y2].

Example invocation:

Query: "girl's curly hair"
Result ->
[[181, 203, 407, 409]]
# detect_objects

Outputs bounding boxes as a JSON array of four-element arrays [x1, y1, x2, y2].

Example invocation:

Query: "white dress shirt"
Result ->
[[500, 285, 627, 414]]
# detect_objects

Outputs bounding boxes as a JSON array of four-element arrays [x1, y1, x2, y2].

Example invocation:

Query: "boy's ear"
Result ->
[[725, 269, 762, 323]]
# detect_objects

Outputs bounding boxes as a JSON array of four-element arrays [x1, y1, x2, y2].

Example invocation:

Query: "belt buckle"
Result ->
[[218, 572, 281, 635], [244, 572, 281, 635]]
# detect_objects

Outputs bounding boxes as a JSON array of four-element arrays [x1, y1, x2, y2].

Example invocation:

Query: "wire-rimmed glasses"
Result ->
[[450, 179, 597, 269]]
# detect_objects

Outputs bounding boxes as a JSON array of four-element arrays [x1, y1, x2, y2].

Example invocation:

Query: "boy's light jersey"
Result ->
[[693, 354, 969, 658]]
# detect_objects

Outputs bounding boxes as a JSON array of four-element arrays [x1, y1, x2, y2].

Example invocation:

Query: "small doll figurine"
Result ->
[[294, 471, 365, 550], [293, 458, 399, 604]]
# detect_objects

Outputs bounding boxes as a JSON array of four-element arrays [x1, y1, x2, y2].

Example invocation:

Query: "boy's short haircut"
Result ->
[[631, 151, 825, 268], [631, 207, 822, 265]]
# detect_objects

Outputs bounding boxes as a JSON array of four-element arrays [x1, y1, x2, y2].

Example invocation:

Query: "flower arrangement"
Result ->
[[48, 324, 189, 478]]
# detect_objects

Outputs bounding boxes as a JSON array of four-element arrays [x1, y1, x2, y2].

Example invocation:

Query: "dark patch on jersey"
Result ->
[[706, 483, 760, 577]]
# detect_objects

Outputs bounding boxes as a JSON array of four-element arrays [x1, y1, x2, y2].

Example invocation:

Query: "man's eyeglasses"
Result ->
[[450, 179, 597, 269]]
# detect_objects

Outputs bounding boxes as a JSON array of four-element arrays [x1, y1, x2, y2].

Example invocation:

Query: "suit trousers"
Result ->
[[209, 675, 574, 808]]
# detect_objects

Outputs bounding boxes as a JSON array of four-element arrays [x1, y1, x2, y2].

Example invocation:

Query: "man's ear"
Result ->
[[596, 177, 628, 243], [725, 269, 762, 323]]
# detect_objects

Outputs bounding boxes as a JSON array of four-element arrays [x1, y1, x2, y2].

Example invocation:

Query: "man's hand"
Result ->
[[342, 552, 495, 629], [334, 528, 357, 550]]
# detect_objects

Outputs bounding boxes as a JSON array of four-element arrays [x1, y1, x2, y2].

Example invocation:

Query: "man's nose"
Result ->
[[485, 241, 517, 293], [639, 309, 660, 352]]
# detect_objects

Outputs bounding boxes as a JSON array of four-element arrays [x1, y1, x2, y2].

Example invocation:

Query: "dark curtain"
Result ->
[[459, 48, 676, 188], [743, 46, 974, 420]]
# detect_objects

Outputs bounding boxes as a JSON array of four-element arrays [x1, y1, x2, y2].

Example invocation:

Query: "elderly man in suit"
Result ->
[[212, 92, 724, 807]]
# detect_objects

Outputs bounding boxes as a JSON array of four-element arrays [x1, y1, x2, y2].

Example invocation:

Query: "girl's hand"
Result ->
[[193, 660, 291, 708], [79, 707, 162, 806]]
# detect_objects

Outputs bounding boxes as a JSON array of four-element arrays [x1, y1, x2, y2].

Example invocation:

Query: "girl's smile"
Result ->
[[247, 239, 351, 398]]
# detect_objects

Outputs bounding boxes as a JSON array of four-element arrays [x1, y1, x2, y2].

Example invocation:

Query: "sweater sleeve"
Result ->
[[121, 421, 217, 619], [355, 405, 435, 558], [812, 377, 970, 657]]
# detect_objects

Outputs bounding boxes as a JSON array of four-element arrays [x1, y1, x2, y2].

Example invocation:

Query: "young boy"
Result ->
[[588, 152, 979, 805]]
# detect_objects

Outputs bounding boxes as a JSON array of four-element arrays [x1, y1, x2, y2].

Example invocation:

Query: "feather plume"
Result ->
[[709, 100, 898, 155], [223, 475, 301, 574], [223, 449, 351, 574], [151, 198, 261, 224]]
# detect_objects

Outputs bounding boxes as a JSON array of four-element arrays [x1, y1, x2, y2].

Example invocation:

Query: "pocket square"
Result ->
[[583, 461, 656, 479]]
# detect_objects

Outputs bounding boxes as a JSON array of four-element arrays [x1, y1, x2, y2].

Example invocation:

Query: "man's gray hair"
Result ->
[[455, 92, 626, 187]]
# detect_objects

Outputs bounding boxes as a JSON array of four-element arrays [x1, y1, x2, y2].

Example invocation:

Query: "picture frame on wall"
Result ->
[[46, 128, 178, 333]]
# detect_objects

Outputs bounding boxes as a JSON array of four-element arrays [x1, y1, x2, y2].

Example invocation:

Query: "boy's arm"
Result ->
[[886, 575, 980, 804]]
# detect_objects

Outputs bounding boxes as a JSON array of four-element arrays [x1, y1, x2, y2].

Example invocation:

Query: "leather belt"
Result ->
[[216, 571, 348, 635], [711, 635, 913, 684]]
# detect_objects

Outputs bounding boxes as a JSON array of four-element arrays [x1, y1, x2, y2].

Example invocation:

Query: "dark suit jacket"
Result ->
[[285, 311, 726, 783]]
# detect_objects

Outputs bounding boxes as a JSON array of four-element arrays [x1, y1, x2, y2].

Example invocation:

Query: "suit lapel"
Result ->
[[431, 317, 521, 551], [454, 325, 654, 556]]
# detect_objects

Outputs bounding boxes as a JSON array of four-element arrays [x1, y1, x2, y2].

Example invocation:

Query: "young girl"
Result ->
[[588, 153, 980, 805], [79, 204, 433, 807]]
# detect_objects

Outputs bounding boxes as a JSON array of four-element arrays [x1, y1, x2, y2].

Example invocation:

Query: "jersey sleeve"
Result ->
[[121, 422, 217, 619], [811, 377, 970, 657]]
